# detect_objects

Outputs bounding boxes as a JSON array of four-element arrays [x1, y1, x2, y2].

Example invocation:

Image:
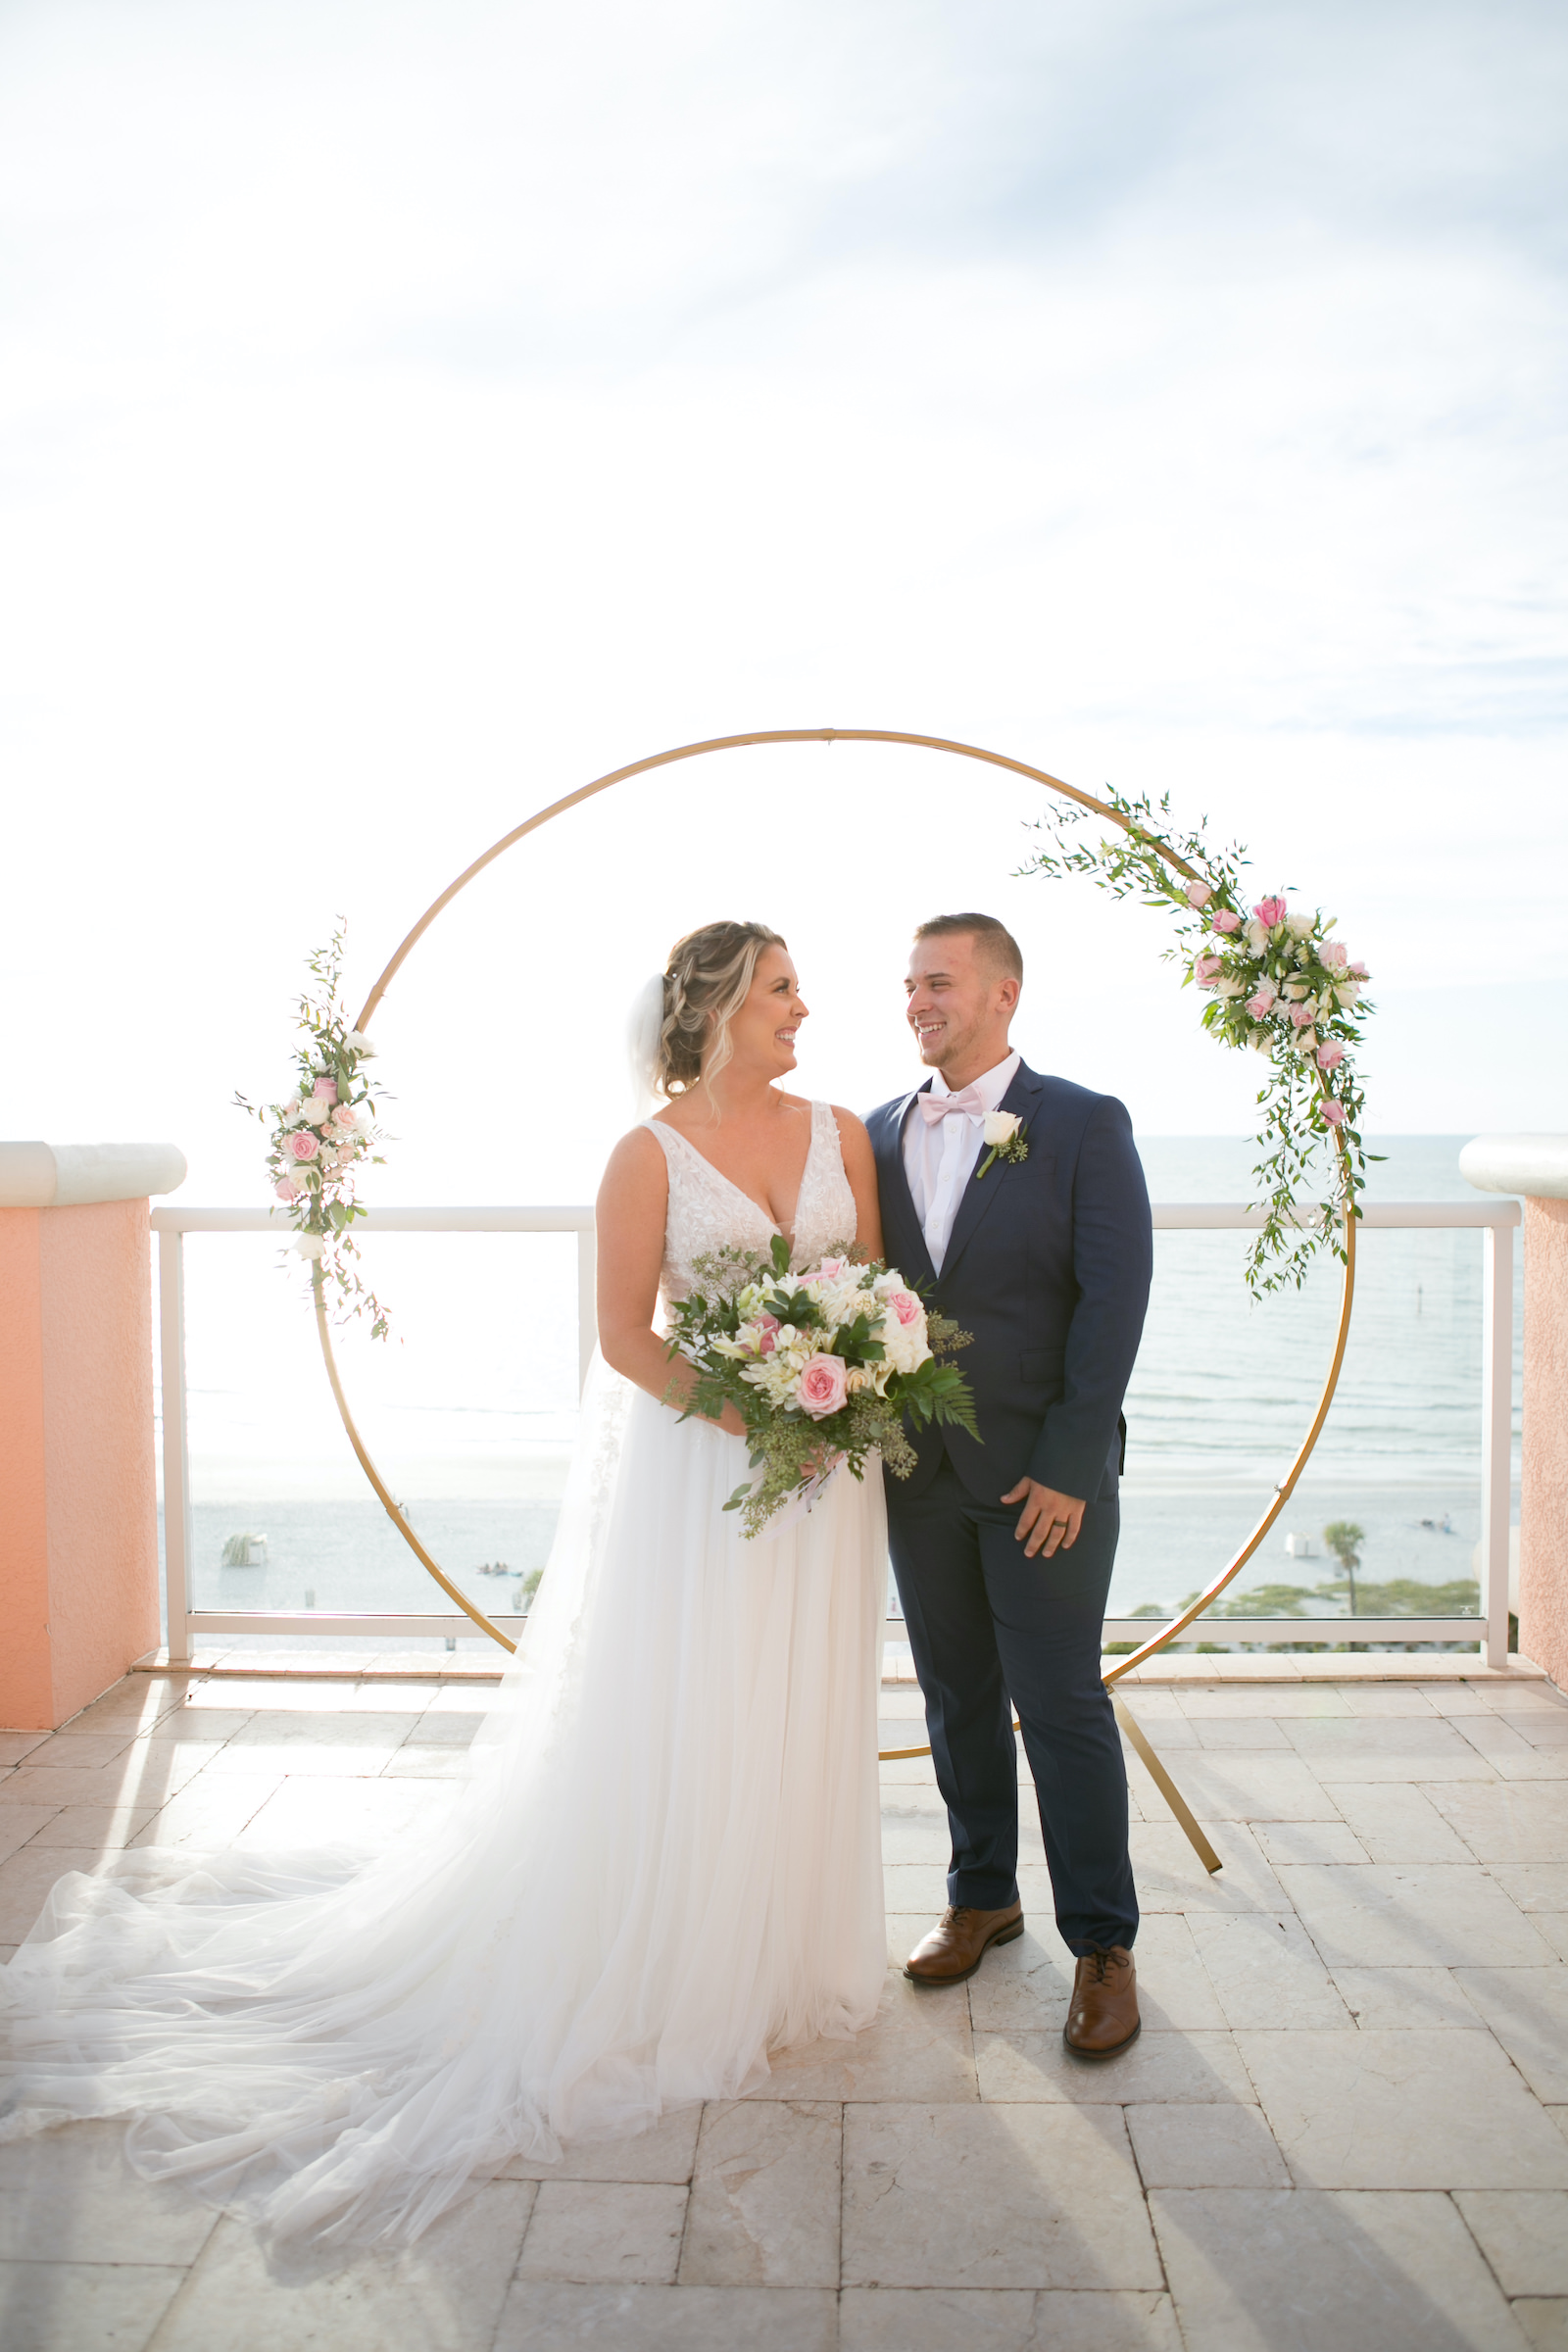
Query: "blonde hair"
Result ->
[[658, 921, 786, 1098]]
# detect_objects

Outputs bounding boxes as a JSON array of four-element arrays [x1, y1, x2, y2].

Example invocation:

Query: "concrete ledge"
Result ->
[[1460, 1131, 1568, 1199], [0, 1141, 187, 1206]]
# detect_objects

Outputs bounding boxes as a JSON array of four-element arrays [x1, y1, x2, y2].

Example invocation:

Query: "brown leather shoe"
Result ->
[[904, 1902, 1024, 1986], [1063, 1945, 1140, 2055]]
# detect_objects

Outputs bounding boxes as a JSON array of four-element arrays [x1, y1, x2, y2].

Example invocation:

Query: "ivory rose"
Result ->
[[797, 1353, 849, 1419], [293, 1232, 325, 1259], [982, 1110, 1022, 1149]]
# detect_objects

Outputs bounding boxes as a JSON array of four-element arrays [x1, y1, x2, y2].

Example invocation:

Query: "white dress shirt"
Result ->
[[902, 1052, 1021, 1274]]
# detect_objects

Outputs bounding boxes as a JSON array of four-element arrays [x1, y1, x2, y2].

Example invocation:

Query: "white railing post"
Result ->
[[576, 1225, 597, 1394], [157, 1226, 194, 1669], [1480, 1219, 1514, 1668]]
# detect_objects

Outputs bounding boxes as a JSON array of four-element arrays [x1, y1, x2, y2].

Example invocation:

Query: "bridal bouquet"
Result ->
[[666, 1236, 978, 1536]]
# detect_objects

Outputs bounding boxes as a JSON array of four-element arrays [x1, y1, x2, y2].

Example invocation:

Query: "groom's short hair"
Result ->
[[912, 912, 1023, 983]]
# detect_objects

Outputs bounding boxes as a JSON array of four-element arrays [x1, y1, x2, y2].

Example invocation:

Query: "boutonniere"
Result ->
[[974, 1110, 1028, 1180]]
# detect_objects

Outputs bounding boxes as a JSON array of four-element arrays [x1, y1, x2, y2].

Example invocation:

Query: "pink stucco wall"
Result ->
[[0, 1200, 161, 1729], [1520, 1197, 1568, 1692]]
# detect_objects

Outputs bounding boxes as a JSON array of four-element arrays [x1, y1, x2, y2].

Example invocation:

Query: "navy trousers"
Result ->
[[886, 1456, 1138, 1954]]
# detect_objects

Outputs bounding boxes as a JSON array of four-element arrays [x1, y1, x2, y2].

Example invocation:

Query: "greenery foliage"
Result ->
[[1021, 787, 1376, 1295]]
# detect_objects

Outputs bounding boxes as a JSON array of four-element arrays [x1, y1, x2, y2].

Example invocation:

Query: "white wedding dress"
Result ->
[[0, 1101, 887, 2251]]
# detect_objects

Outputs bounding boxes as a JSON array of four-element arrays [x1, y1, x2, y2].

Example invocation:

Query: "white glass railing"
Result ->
[[151, 1199, 1520, 1669]]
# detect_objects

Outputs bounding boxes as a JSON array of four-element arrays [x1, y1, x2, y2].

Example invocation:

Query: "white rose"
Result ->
[[1334, 981, 1362, 1006], [345, 1031, 377, 1057], [982, 1110, 1022, 1149], [1244, 918, 1270, 950], [1286, 912, 1316, 939], [1293, 1028, 1318, 1055], [293, 1233, 325, 1260], [1250, 1029, 1273, 1054], [1213, 977, 1245, 999]]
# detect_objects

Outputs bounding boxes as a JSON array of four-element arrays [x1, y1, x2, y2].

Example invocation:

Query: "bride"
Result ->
[[0, 920, 890, 2251]]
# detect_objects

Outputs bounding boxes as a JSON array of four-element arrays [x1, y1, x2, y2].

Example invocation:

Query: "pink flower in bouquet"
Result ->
[[1348, 959, 1369, 978], [274, 1176, 300, 1202], [1321, 1099, 1346, 1126], [797, 1353, 849, 1419], [1210, 908, 1242, 934], [1195, 954, 1223, 989], [1246, 991, 1276, 1020], [883, 1288, 921, 1327], [1253, 895, 1289, 928], [312, 1077, 338, 1103], [331, 1102, 359, 1131], [1289, 1004, 1314, 1028], [814, 1257, 849, 1281], [288, 1129, 319, 1161], [753, 1312, 781, 1355], [1321, 941, 1348, 969], [1185, 881, 1213, 907], [1317, 1040, 1345, 1069]]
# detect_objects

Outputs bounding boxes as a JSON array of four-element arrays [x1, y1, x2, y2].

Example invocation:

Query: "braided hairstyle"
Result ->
[[658, 920, 786, 1098]]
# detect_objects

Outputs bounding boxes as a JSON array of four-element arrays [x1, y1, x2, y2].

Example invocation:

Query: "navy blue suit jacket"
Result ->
[[866, 1064, 1153, 1506]]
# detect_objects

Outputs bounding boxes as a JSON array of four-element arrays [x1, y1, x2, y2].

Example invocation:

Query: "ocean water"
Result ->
[[167, 1136, 1518, 1647]]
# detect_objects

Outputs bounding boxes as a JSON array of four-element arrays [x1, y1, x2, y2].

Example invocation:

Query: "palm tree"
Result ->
[[1322, 1521, 1365, 1617]]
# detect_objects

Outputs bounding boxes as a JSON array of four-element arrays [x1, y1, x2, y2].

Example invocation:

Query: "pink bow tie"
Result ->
[[918, 1086, 986, 1124]]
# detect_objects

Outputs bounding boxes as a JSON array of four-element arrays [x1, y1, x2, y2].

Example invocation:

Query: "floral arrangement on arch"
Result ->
[[235, 924, 391, 1339], [1024, 789, 1374, 1295]]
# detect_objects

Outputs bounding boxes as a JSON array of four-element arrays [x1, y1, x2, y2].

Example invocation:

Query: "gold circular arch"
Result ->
[[314, 726, 1356, 1730]]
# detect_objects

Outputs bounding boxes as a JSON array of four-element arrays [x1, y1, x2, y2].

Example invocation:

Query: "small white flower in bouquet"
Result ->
[[665, 1234, 979, 1537]]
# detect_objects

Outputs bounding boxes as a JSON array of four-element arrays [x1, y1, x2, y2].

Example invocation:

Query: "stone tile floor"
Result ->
[[1, 1664, 1566, 2350]]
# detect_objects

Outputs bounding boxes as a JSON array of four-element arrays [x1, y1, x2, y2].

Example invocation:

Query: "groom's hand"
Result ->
[[1001, 1480, 1086, 1559]]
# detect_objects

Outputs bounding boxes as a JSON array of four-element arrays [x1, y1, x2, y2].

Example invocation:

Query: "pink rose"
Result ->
[[1194, 954, 1223, 989], [1289, 1004, 1314, 1027], [274, 1176, 300, 1202], [1246, 992, 1276, 1020], [1253, 895, 1289, 928], [753, 1313, 781, 1355], [1317, 1040, 1345, 1069], [1321, 941, 1348, 969], [814, 1257, 848, 1281], [331, 1102, 359, 1131], [312, 1077, 338, 1103], [1321, 1099, 1346, 1126], [1185, 881, 1213, 907], [883, 1288, 921, 1326], [288, 1129, 319, 1161], [1210, 908, 1242, 934], [1348, 960, 1369, 978], [796, 1353, 849, 1419]]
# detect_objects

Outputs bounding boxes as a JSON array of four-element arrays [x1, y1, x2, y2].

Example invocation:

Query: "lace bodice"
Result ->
[[644, 1101, 858, 1302]]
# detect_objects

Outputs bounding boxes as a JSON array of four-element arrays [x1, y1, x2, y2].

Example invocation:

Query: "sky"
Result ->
[[3, 0, 1565, 1211]]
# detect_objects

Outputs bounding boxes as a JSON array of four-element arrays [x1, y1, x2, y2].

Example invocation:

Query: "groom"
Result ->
[[867, 913, 1153, 2056]]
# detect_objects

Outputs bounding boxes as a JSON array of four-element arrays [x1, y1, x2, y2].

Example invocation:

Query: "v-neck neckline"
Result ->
[[655, 1107, 819, 1252]]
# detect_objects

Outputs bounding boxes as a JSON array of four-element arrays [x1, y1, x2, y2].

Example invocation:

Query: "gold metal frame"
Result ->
[[314, 727, 1356, 1834]]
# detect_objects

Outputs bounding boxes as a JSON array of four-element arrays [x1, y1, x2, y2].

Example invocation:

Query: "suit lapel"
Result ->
[[875, 1089, 936, 1289], [937, 1063, 1046, 1283]]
